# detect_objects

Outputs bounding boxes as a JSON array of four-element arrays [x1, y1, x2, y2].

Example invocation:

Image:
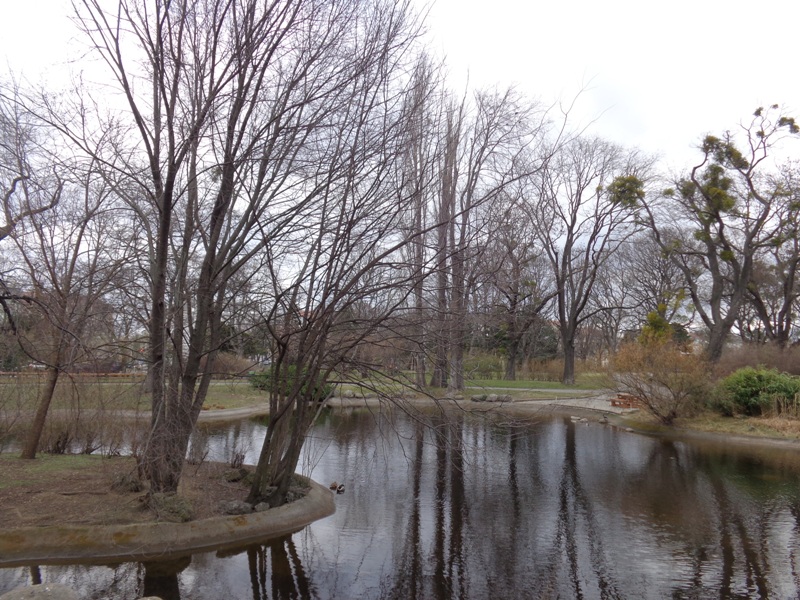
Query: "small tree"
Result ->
[[10, 165, 126, 459], [612, 337, 708, 425]]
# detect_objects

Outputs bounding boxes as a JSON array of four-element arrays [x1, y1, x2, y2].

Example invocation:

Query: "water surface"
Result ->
[[2, 408, 799, 599]]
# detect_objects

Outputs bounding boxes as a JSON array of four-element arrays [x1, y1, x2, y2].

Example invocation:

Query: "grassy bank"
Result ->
[[465, 373, 609, 391], [622, 410, 800, 443], [0, 453, 106, 490], [5, 373, 799, 446], [0, 377, 268, 413], [676, 413, 800, 441]]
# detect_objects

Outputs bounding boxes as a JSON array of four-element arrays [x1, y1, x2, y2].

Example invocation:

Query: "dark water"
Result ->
[[2, 409, 800, 599]]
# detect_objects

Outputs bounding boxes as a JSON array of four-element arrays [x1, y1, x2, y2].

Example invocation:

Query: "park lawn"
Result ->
[[619, 407, 800, 442], [2, 372, 610, 416], [464, 373, 610, 391], [202, 380, 269, 410], [0, 378, 148, 413], [461, 388, 595, 400], [1, 378, 266, 413], [0, 452, 104, 489]]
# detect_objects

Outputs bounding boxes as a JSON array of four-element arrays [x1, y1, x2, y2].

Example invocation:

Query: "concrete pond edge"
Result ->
[[0, 479, 335, 568]]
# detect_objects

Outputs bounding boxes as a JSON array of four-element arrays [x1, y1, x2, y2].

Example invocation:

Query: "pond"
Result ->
[[2, 407, 800, 599]]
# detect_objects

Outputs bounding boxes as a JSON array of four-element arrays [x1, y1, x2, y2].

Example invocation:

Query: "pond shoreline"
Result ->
[[0, 479, 334, 568], [2, 393, 798, 568], [179, 392, 800, 452], [325, 394, 800, 452], [4, 395, 798, 598]]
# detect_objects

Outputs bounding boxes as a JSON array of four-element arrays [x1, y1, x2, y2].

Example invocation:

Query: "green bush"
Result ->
[[714, 367, 800, 416], [250, 364, 332, 402]]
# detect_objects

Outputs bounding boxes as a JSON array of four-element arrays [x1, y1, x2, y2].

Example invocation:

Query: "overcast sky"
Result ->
[[423, 0, 800, 171], [2, 0, 798, 172]]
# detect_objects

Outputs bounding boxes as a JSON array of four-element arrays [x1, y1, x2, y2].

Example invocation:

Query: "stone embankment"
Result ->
[[0, 480, 334, 569], [0, 584, 165, 600]]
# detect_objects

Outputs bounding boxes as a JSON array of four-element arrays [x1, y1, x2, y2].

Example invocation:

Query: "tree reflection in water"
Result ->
[[246, 536, 313, 600], [140, 556, 189, 600], [2, 409, 800, 599]]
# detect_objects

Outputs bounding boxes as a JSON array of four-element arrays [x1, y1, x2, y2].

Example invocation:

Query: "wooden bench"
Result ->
[[610, 393, 642, 409]]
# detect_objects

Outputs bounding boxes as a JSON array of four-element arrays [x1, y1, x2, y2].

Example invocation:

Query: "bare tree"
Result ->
[[244, 2, 431, 507], [399, 55, 444, 389], [583, 233, 692, 358], [64, 0, 425, 495], [619, 232, 691, 327], [739, 163, 800, 347], [9, 160, 128, 458], [483, 194, 555, 379], [429, 88, 550, 392], [0, 83, 61, 243], [0, 83, 63, 340], [528, 136, 647, 384], [428, 101, 459, 389], [577, 250, 633, 361]]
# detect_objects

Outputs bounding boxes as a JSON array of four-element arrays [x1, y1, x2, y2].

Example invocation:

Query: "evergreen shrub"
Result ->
[[714, 367, 800, 416]]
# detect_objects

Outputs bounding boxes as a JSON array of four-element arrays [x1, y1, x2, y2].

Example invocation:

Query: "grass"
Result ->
[[619, 406, 800, 442], [202, 380, 269, 410], [0, 377, 148, 412], [513, 390, 594, 400], [0, 453, 105, 489], [1, 370, 611, 416], [675, 412, 800, 441], [465, 373, 610, 391], [0, 377, 268, 413]]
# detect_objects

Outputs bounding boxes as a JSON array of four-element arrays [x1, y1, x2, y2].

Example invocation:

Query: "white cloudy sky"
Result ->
[[422, 0, 800, 171], [2, 0, 797, 172]]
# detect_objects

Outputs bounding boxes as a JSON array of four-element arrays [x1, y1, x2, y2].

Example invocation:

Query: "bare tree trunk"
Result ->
[[448, 244, 465, 393], [504, 337, 519, 381], [413, 281, 427, 389], [412, 188, 427, 389], [430, 111, 458, 388], [561, 334, 576, 386], [20, 363, 61, 459], [142, 182, 174, 491], [705, 326, 729, 364]]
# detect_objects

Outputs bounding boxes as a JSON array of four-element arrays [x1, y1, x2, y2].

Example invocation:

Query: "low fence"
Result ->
[[468, 371, 561, 382], [0, 372, 252, 383], [0, 372, 146, 382]]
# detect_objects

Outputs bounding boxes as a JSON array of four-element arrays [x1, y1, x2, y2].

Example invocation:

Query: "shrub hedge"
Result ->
[[714, 367, 800, 416]]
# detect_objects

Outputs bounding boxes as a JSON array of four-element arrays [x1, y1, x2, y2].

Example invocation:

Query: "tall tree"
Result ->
[[430, 88, 549, 392], [428, 101, 459, 389], [400, 55, 443, 390], [245, 4, 429, 504], [70, 0, 423, 495], [0, 83, 61, 243], [528, 136, 646, 384], [483, 194, 555, 380], [641, 106, 799, 361], [739, 163, 800, 347]]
